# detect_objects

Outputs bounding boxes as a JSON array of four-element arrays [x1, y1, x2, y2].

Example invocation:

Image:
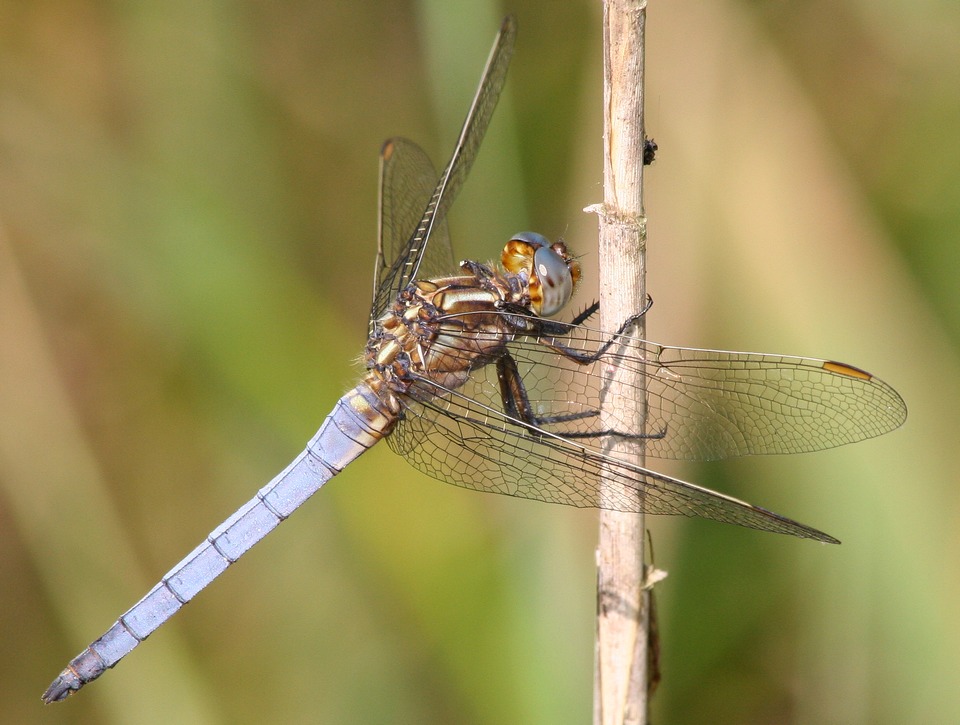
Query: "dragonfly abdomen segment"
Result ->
[[41, 386, 390, 703]]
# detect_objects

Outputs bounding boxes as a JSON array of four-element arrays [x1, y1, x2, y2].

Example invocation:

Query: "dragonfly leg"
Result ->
[[496, 351, 665, 441], [539, 294, 654, 364], [459, 259, 505, 294], [569, 300, 600, 327], [497, 353, 597, 425]]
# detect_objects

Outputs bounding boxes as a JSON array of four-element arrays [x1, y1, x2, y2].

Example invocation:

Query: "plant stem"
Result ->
[[592, 1, 651, 723]]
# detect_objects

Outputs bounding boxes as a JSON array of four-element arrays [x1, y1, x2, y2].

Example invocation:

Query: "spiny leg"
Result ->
[[495, 349, 664, 441], [538, 295, 654, 364]]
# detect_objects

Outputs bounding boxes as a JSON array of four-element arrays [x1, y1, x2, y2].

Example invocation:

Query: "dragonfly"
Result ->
[[43, 16, 906, 703]]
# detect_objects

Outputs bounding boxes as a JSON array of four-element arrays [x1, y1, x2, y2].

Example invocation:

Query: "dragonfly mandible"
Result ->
[[42, 16, 906, 703]]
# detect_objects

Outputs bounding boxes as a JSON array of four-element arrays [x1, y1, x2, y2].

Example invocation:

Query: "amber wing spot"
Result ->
[[822, 360, 873, 381]]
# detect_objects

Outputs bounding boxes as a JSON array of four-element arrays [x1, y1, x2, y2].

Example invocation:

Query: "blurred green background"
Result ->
[[1, 1, 958, 723]]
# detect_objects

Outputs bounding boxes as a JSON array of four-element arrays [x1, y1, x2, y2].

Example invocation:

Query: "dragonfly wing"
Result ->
[[372, 137, 453, 323], [639, 343, 907, 459], [414, 312, 906, 461], [386, 369, 839, 542], [371, 16, 517, 320]]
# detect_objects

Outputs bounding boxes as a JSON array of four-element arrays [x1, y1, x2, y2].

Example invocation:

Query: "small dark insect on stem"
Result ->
[[643, 137, 658, 165]]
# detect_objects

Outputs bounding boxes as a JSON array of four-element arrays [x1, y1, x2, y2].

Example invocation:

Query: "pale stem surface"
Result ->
[[593, 2, 651, 724]]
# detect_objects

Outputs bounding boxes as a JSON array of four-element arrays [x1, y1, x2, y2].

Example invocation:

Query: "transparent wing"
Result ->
[[386, 369, 842, 543], [370, 16, 517, 321], [515, 318, 906, 460], [383, 312, 905, 540], [407, 312, 907, 461], [372, 137, 453, 327]]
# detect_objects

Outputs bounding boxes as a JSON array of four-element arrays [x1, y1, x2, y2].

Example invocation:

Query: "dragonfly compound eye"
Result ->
[[531, 244, 574, 317], [502, 232, 578, 317], [502, 231, 550, 275]]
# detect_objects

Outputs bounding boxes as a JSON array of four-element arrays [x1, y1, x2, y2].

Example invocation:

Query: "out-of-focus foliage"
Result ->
[[1, 1, 956, 723]]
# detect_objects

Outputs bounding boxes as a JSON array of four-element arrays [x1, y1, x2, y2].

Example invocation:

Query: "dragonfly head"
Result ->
[[502, 232, 581, 317]]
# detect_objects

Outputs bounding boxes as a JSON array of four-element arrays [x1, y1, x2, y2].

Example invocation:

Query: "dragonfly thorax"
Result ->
[[364, 271, 517, 406], [501, 232, 580, 317], [362, 233, 582, 436]]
